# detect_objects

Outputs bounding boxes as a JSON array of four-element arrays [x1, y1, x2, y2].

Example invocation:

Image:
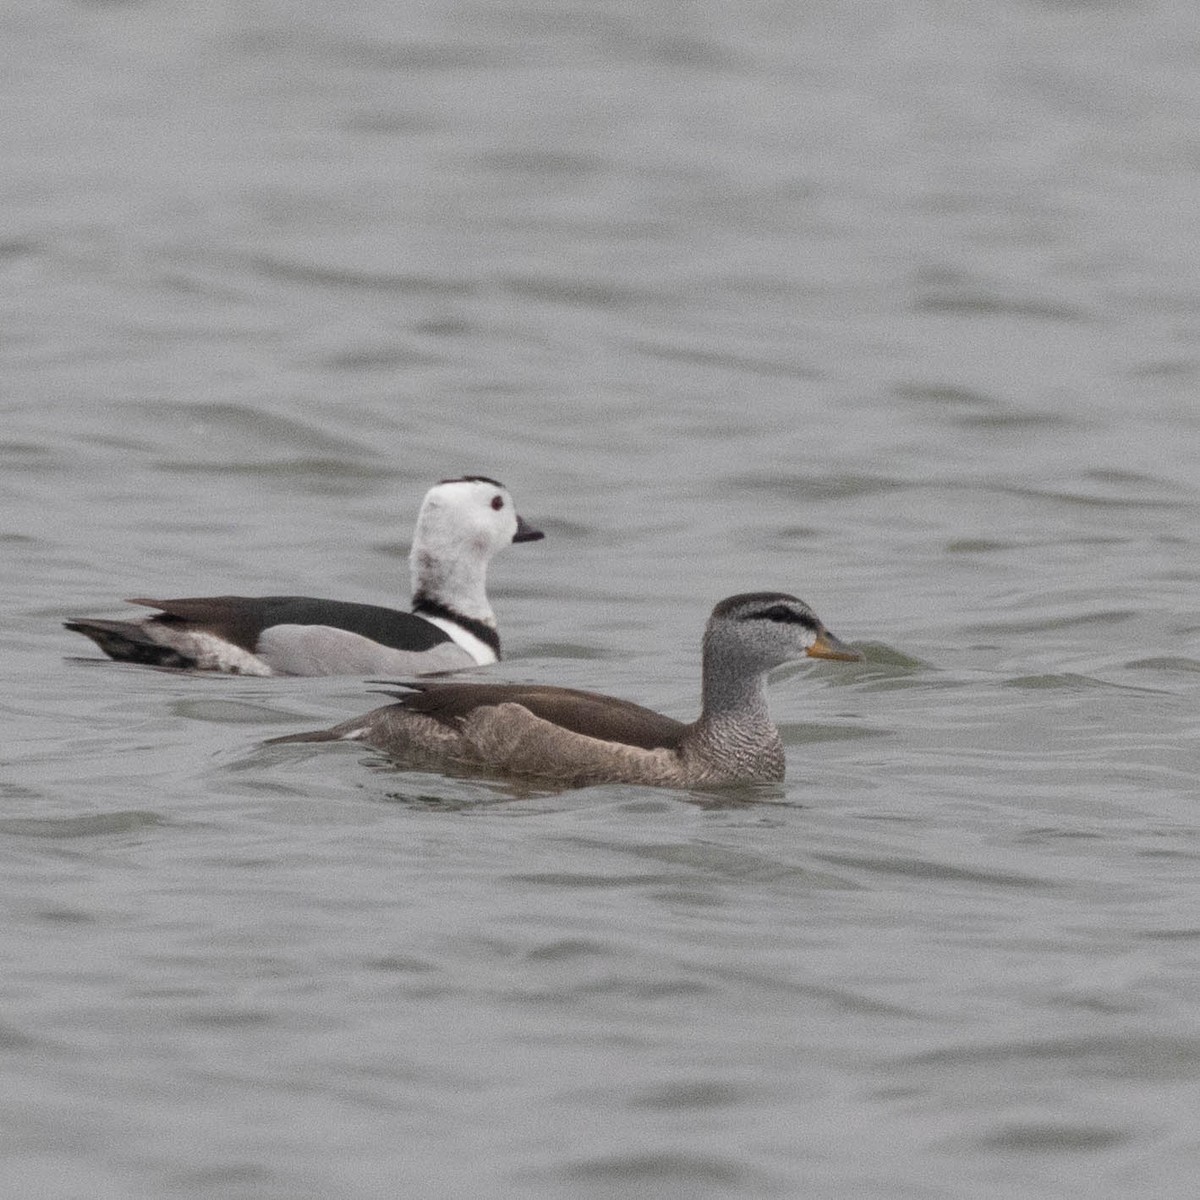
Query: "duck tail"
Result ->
[[263, 717, 369, 747], [263, 728, 341, 746], [65, 618, 194, 668]]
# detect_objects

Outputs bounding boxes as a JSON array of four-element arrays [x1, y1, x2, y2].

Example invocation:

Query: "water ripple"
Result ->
[[812, 852, 1050, 890], [898, 1032, 1200, 1081], [551, 1151, 780, 1191], [633, 338, 820, 378], [729, 472, 904, 501], [1124, 656, 1200, 673], [0, 811, 164, 839], [242, 253, 476, 296], [966, 609, 1137, 636], [963, 1121, 1130, 1153]]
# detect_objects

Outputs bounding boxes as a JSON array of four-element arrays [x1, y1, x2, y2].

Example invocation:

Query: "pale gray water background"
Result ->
[[3, 0, 1200, 1195]]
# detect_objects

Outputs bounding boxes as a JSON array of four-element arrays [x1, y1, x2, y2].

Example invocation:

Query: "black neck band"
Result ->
[[411, 596, 502, 658]]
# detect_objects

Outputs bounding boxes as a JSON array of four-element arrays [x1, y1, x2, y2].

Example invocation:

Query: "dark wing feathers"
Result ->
[[375, 681, 688, 752], [129, 596, 454, 655], [63, 618, 194, 667]]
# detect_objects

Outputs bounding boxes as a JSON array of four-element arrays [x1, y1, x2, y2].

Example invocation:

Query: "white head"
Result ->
[[409, 476, 543, 622]]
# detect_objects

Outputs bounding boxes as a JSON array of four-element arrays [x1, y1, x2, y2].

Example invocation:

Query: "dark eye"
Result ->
[[490, 495, 504, 511]]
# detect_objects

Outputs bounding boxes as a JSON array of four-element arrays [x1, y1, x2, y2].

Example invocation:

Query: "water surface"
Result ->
[[3, 1, 1200, 1196]]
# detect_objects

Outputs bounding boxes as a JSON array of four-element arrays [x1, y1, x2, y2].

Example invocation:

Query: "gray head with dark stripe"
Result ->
[[704, 591, 861, 679]]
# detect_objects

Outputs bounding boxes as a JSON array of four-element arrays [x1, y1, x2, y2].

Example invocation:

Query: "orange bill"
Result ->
[[806, 627, 863, 662]]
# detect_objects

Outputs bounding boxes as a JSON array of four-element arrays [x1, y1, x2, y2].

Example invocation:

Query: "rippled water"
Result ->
[[4, 1, 1200, 1196]]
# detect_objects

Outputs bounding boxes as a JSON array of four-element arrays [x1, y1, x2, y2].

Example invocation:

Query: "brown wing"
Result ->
[[382, 681, 688, 751]]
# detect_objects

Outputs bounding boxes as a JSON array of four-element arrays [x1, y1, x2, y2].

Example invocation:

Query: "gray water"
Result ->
[[4, 0, 1200, 1195]]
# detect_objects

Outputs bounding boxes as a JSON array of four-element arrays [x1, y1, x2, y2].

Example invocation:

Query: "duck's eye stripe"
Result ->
[[755, 605, 818, 630]]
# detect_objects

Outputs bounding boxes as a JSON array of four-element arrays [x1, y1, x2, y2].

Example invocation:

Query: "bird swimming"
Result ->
[[65, 476, 543, 676], [267, 591, 862, 788]]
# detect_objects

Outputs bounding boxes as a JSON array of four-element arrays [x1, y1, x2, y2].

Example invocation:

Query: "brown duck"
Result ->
[[268, 592, 862, 788]]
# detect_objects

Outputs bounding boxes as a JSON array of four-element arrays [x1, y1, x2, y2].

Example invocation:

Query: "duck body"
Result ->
[[268, 592, 862, 788], [64, 477, 543, 676], [65, 595, 493, 676]]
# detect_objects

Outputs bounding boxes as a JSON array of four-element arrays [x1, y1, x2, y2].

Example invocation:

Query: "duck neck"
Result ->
[[409, 548, 496, 627], [700, 654, 769, 721], [691, 651, 783, 780]]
